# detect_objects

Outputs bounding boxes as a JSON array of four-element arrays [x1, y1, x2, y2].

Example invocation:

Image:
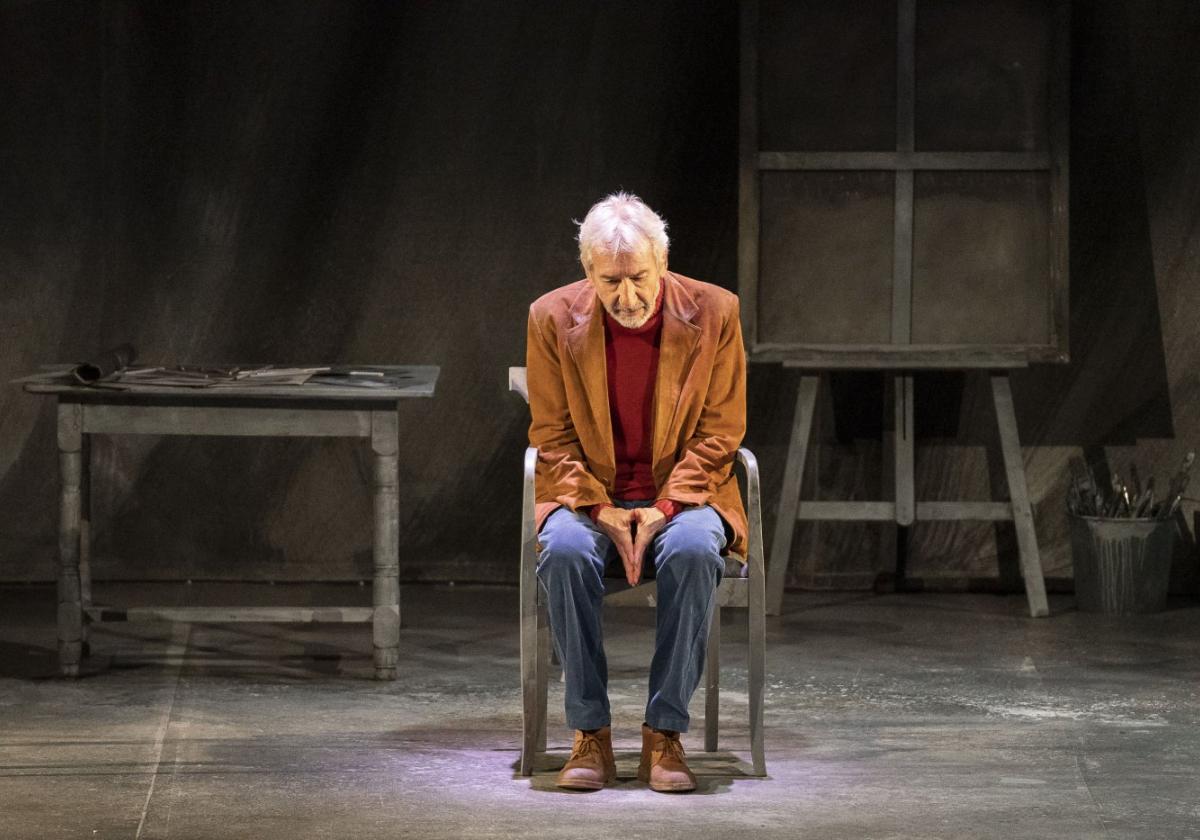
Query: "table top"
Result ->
[[17, 365, 439, 402]]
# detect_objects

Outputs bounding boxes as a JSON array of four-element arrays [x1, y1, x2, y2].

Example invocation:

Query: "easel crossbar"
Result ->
[[795, 501, 1013, 522]]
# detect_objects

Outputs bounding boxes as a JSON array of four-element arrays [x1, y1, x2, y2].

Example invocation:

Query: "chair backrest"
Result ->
[[509, 367, 529, 404]]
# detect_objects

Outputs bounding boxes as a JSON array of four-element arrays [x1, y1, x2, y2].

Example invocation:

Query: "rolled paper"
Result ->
[[72, 343, 136, 384]]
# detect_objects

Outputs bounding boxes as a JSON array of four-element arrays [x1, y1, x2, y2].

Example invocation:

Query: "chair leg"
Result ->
[[749, 571, 767, 777], [536, 606, 550, 753], [519, 447, 542, 776], [519, 549, 540, 775], [519, 601, 538, 777], [737, 446, 768, 776], [704, 604, 720, 753]]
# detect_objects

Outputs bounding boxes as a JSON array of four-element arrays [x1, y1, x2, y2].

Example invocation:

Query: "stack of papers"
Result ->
[[13, 364, 414, 390], [116, 366, 330, 387]]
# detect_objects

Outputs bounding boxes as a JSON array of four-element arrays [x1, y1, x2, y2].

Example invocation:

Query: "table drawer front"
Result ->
[[82, 403, 374, 437]]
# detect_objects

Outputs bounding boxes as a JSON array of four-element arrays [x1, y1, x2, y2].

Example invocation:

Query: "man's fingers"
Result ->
[[617, 543, 635, 572], [598, 514, 651, 586], [631, 532, 647, 566], [617, 536, 642, 586], [609, 533, 633, 582], [628, 530, 654, 585], [614, 530, 635, 555]]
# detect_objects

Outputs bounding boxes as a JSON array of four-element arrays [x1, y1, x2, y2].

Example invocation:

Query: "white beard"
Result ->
[[609, 306, 650, 329]]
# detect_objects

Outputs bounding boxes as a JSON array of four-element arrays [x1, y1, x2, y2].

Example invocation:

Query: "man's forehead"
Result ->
[[591, 246, 657, 276]]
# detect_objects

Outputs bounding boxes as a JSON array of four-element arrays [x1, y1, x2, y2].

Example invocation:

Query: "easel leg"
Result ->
[[878, 378, 897, 587], [79, 434, 92, 656], [766, 375, 819, 616], [990, 374, 1049, 618], [894, 376, 915, 527], [371, 410, 401, 679], [57, 402, 84, 677]]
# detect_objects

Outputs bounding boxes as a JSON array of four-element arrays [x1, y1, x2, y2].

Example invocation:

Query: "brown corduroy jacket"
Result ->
[[525, 271, 748, 560]]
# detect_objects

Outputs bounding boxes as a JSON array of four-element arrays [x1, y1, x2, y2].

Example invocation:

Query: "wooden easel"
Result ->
[[765, 368, 1049, 618], [738, 1, 1068, 619]]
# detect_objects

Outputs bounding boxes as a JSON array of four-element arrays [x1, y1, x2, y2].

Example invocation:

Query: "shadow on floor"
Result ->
[[517, 749, 758, 794]]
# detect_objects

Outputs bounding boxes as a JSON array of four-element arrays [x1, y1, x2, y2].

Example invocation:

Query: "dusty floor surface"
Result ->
[[1, 582, 1197, 839]]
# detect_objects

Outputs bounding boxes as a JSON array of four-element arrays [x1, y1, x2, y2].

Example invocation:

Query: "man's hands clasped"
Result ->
[[593, 505, 669, 586]]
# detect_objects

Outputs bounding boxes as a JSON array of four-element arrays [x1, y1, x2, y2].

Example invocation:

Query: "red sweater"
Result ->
[[588, 284, 682, 525]]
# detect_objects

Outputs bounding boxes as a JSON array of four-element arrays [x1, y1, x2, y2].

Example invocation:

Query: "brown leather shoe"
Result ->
[[637, 723, 697, 792], [555, 726, 617, 791]]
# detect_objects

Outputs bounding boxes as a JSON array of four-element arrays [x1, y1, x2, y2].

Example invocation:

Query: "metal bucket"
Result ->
[[1068, 515, 1175, 614]]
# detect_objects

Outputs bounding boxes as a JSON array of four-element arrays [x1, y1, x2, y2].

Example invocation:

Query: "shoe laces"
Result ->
[[658, 733, 686, 763], [573, 732, 603, 760]]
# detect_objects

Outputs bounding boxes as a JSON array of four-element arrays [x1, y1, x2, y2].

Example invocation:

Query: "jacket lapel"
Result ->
[[652, 273, 701, 469], [565, 284, 615, 471]]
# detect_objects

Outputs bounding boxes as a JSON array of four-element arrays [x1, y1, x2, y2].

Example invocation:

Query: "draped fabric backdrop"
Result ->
[[1, 0, 1197, 593]]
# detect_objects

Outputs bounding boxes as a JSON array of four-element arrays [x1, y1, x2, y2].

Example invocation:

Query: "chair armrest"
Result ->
[[736, 447, 759, 487], [735, 447, 765, 574], [523, 446, 538, 522], [523, 445, 538, 493], [521, 446, 539, 576]]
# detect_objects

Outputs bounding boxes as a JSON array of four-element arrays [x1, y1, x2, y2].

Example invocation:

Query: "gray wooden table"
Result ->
[[20, 365, 439, 680]]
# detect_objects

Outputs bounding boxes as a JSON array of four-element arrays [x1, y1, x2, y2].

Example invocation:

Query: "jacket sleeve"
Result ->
[[526, 305, 611, 511], [656, 297, 746, 507]]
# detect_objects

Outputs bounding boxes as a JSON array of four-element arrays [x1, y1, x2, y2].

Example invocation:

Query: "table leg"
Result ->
[[57, 402, 84, 677], [371, 410, 400, 680]]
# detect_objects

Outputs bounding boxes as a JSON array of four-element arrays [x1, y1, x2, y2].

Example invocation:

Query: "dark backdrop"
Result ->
[[1, 0, 1197, 593]]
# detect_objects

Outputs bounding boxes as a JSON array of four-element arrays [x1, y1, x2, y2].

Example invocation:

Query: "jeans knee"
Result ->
[[537, 518, 601, 584], [660, 525, 721, 561], [536, 543, 592, 582], [656, 530, 723, 582]]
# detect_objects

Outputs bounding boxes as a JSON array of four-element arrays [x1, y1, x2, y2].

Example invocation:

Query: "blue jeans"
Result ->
[[536, 500, 727, 733]]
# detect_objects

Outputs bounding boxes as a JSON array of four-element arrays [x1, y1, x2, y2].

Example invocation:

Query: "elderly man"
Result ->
[[525, 192, 747, 792]]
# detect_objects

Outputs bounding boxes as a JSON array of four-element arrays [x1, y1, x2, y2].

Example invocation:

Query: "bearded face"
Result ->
[[585, 241, 665, 329]]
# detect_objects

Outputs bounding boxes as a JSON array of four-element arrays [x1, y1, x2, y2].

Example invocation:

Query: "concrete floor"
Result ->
[[1, 583, 1198, 840]]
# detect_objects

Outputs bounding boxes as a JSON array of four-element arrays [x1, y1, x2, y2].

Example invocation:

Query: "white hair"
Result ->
[[576, 191, 669, 268]]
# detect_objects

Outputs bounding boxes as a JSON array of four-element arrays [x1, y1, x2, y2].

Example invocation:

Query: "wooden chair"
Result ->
[[510, 367, 766, 777]]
